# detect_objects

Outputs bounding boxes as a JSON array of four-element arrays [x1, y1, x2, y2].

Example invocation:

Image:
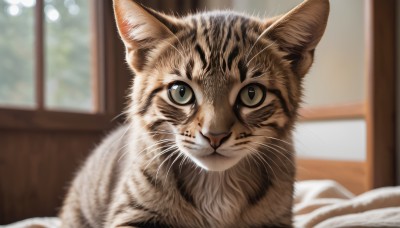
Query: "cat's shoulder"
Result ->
[[102, 124, 130, 146], [89, 124, 130, 159]]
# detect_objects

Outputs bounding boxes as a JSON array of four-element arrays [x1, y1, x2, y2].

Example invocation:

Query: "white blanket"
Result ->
[[2, 180, 400, 228], [294, 180, 400, 228]]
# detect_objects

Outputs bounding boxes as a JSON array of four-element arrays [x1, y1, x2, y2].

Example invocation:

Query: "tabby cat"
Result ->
[[60, 0, 329, 227]]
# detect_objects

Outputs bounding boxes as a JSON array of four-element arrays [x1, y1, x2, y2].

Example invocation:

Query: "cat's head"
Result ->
[[114, 0, 329, 171]]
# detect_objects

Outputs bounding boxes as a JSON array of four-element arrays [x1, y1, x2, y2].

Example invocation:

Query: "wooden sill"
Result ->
[[0, 108, 118, 131], [299, 103, 365, 121]]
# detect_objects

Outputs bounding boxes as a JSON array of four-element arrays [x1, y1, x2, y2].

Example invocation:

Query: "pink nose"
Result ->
[[201, 131, 232, 149]]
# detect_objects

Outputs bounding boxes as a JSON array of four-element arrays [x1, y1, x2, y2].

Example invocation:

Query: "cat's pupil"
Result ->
[[248, 87, 255, 100], [179, 86, 186, 97]]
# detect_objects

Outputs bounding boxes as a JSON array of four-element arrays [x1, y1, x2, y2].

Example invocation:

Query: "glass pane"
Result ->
[[45, 0, 95, 112], [200, 0, 366, 107], [0, 0, 35, 108]]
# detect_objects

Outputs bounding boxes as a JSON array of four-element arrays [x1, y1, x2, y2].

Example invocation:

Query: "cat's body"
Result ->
[[62, 125, 294, 227], [60, 0, 329, 227]]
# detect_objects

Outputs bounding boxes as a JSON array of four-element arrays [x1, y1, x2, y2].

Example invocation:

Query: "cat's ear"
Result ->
[[113, 0, 182, 72], [263, 0, 329, 77]]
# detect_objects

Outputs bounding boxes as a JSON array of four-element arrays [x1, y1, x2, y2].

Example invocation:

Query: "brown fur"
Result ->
[[60, 0, 329, 227]]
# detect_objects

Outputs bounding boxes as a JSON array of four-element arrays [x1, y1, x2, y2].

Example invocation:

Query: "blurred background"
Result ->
[[0, 0, 398, 224]]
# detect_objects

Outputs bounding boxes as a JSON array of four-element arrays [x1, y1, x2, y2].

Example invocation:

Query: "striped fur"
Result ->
[[60, 0, 329, 227]]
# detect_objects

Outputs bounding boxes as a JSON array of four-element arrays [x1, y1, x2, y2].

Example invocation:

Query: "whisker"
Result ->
[[128, 142, 175, 166], [164, 152, 184, 188], [169, 30, 186, 54], [111, 121, 134, 152], [143, 145, 178, 171], [244, 155, 253, 173], [111, 112, 127, 122], [264, 143, 295, 165], [251, 141, 295, 169], [155, 149, 180, 185], [246, 42, 276, 67], [146, 131, 181, 137], [117, 129, 176, 162], [179, 154, 189, 174], [116, 143, 133, 162], [133, 139, 175, 159], [251, 142, 292, 161], [248, 147, 276, 187], [250, 142, 294, 178], [245, 25, 276, 62], [247, 146, 275, 179], [248, 145, 286, 189], [251, 134, 294, 147], [157, 39, 185, 60]]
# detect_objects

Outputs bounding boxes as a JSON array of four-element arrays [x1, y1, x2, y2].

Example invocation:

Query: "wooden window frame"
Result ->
[[299, 103, 365, 121], [365, 0, 396, 189], [0, 1, 130, 131]]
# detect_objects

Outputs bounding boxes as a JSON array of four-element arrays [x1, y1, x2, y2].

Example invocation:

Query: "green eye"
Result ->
[[239, 84, 266, 107], [168, 82, 194, 105]]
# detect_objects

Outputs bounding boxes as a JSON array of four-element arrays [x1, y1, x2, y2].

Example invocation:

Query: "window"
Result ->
[[0, 0, 99, 113], [44, 0, 95, 112], [0, 0, 35, 108], [0, 0, 128, 130]]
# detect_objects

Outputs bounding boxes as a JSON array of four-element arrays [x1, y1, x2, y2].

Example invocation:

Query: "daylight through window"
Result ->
[[0, 0, 98, 113]]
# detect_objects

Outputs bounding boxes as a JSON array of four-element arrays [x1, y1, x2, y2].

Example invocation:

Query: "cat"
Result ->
[[59, 0, 329, 227]]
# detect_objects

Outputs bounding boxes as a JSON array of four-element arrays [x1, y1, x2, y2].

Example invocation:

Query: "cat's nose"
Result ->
[[200, 131, 232, 149]]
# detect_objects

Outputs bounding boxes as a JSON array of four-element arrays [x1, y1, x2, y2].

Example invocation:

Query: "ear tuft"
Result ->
[[113, 0, 181, 72], [264, 0, 330, 77]]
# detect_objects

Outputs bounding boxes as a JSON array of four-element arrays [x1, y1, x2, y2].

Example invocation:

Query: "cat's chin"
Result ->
[[188, 152, 243, 172]]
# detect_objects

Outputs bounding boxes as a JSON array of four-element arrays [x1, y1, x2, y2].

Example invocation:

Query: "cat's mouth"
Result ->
[[178, 142, 243, 171], [205, 151, 227, 158], [188, 149, 243, 171], [200, 149, 237, 159]]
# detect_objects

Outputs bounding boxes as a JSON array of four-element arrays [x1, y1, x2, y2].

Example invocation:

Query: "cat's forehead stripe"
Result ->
[[171, 68, 182, 77], [221, 26, 232, 53], [238, 60, 247, 83], [194, 44, 207, 68], [227, 46, 239, 71], [183, 13, 265, 84], [185, 59, 193, 81]]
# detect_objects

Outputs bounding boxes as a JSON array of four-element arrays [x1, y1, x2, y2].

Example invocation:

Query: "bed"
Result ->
[[3, 180, 400, 228]]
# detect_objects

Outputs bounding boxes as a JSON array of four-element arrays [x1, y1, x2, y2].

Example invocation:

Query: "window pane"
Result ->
[[45, 0, 95, 112], [0, 0, 35, 108]]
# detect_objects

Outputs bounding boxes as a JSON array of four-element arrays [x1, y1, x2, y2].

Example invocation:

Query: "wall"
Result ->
[[0, 130, 103, 224], [294, 120, 366, 161]]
